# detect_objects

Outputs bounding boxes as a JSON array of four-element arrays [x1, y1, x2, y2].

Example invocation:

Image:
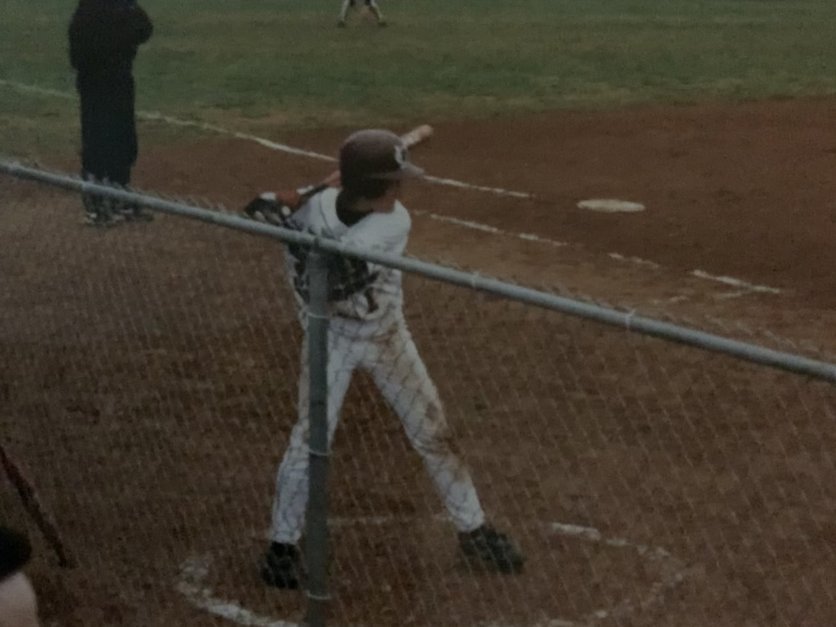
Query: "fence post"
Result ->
[[305, 245, 330, 627]]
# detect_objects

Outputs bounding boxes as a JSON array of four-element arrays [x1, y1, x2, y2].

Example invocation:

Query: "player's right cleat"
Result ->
[[458, 524, 525, 574], [337, 19, 347, 27], [260, 542, 304, 589]]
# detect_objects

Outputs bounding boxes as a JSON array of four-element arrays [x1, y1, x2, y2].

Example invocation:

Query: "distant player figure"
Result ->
[[338, 0, 386, 27], [0, 526, 39, 627], [248, 129, 525, 589], [68, 0, 154, 226]]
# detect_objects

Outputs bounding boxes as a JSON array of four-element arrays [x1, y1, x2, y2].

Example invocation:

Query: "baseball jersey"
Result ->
[[284, 187, 410, 339]]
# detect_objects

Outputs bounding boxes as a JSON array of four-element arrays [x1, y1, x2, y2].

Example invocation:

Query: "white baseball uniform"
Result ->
[[269, 187, 486, 544]]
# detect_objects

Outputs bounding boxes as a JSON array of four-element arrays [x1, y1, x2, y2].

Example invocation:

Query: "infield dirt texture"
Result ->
[[1, 1, 835, 626]]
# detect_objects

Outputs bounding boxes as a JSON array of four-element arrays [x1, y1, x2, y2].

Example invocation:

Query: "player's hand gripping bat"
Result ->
[[243, 124, 433, 225]]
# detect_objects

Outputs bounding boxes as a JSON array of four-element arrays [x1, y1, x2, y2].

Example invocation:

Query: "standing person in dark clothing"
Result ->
[[0, 526, 39, 627], [68, 0, 153, 226]]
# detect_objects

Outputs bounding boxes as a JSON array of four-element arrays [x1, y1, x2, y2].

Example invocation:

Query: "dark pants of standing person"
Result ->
[[77, 72, 141, 221]]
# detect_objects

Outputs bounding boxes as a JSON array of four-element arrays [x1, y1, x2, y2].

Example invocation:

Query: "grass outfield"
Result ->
[[2, 0, 836, 156]]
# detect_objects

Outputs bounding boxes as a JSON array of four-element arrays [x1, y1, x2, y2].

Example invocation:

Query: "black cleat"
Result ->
[[260, 542, 304, 589], [459, 525, 525, 574]]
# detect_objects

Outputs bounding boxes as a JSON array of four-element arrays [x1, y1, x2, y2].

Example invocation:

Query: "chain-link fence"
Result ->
[[1, 164, 834, 627]]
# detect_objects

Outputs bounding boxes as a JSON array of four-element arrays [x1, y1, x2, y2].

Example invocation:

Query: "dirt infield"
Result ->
[[1, 98, 834, 626], [130, 96, 836, 349]]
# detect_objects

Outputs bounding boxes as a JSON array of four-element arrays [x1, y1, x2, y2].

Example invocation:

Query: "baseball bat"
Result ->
[[0, 442, 75, 568]]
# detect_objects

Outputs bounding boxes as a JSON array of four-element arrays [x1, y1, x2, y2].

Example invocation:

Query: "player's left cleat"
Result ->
[[260, 542, 304, 589], [458, 524, 525, 574]]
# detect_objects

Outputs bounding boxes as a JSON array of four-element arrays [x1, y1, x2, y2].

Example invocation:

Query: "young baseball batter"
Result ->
[[338, 0, 386, 27], [249, 129, 524, 589]]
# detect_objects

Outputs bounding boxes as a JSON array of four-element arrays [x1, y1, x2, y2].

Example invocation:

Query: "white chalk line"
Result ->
[[177, 557, 302, 627], [608, 252, 660, 269], [691, 269, 782, 295], [141, 111, 337, 162], [0, 79, 528, 194], [413, 210, 569, 247], [608, 254, 781, 298], [176, 517, 688, 627], [422, 174, 533, 199], [0, 80, 75, 101], [1, 79, 782, 299]]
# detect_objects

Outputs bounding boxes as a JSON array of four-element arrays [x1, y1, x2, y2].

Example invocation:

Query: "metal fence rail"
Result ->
[[2, 160, 833, 383]]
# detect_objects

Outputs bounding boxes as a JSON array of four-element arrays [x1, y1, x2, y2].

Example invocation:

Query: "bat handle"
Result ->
[[298, 182, 331, 203]]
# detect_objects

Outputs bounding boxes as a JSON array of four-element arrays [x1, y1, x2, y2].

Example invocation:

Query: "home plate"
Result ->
[[577, 199, 645, 213]]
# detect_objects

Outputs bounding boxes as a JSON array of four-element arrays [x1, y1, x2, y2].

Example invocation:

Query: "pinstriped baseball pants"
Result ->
[[270, 321, 486, 544]]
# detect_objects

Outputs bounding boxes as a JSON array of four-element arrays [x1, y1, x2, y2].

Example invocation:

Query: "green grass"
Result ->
[[2, 0, 836, 157]]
